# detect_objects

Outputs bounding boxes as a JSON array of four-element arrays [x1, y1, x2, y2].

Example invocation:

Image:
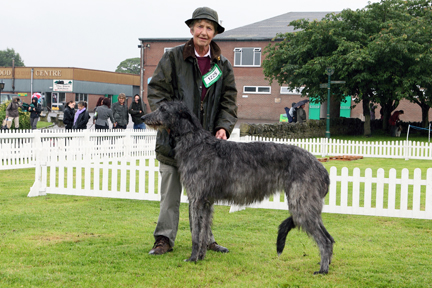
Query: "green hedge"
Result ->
[[240, 118, 364, 139]]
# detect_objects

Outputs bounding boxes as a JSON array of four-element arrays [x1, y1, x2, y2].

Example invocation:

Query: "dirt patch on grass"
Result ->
[[27, 232, 102, 245]]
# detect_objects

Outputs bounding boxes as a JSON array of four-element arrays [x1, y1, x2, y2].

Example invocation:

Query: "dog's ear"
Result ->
[[179, 109, 192, 121]]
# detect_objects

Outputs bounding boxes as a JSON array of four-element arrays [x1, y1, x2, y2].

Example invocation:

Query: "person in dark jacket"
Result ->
[[111, 93, 129, 129], [147, 7, 237, 256], [94, 98, 114, 129], [296, 104, 307, 123], [28, 97, 42, 130], [63, 101, 76, 129], [129, 94, 146, 129], [72, 101, 89, 129]]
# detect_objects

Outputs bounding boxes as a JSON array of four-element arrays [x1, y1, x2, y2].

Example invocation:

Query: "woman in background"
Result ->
[[94, 98, 114, 130], [72, 101, 89, 129], [63, 101, 76, 130]]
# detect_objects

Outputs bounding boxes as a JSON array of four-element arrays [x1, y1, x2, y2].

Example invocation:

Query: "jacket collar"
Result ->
[[183, 38, 221, 62]]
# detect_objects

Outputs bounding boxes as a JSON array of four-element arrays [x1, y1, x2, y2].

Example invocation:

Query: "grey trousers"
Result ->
[[154, 162, 216, 248], [30, 117, 38, 130]]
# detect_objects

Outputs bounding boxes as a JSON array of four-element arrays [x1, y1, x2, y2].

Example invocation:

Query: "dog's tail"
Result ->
[[277, 216, 295, 256]]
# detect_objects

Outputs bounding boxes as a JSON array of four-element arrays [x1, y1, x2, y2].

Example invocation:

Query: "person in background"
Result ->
[[289, 102, 297, 123], [389, 110, 404, 137], [72, 101, 89, 129], [147, 7, 237, 256], [296, 104, 307, 123], [28, 97, 42, 130], [111, 93, 129, 129], [63, 101, 76, 130], [94, 96, 105, 111], [94, 98, 114, 130], [3, 97, 22, 129], [129, 94, 146, 129]]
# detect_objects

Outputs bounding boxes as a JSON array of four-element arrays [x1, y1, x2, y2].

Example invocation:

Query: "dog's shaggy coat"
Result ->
[[142, 101, 334, 274]]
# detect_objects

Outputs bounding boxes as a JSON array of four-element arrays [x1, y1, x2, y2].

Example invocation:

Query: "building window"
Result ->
[[243, 86, 271, 94], [58, 92, 66, 103], [75, 93, 88, 102], [234, 48, 261, 67], [280, 87, 304, 94]]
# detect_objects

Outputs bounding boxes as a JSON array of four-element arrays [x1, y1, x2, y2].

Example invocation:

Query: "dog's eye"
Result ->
[[159, 106, 165, 112]]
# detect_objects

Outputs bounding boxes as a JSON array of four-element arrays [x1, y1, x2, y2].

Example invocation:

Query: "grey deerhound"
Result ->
[[142, 101, 334, 274]]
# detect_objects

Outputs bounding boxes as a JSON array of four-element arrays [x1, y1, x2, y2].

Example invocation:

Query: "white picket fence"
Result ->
[[0, 129, 157, 170], [2, 129, 432, 171], [27, 148, 432, 219]]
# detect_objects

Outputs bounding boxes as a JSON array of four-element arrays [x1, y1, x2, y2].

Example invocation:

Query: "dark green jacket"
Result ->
[[111, 101, 129, 126], [148, 39, 238, 166]]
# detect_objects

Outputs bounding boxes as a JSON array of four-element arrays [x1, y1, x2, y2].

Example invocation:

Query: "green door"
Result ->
[[309, 99, 321, 120], [112, 94, 119, 103], [340, 96, 351, 118]]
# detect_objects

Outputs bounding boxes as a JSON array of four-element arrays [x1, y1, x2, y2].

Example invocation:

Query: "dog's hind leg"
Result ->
[[302, 218, 334, 275], [277, 216, 296, 256]]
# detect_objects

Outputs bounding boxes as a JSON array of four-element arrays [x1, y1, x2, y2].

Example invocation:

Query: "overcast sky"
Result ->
[[3, 0, 380, 72]]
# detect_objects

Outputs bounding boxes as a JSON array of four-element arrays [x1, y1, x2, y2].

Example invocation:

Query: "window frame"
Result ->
[[243, 86, 271, 94], [234, 47, 262, 67], [280, 87, 304, 94]]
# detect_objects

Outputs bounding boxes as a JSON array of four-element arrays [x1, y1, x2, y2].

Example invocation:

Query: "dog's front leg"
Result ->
[[197, 200, 213, 260], [185, 199, 200, 262]]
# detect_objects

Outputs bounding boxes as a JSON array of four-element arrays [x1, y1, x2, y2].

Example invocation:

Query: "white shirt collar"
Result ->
[[195, 48, 211, 58]]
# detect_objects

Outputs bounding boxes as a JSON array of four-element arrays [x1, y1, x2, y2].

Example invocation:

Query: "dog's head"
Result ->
[[141, 101, 202, 135]]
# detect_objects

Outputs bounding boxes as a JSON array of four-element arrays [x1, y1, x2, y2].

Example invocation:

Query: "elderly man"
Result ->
[[111, 93, 129, 129], [147, 7, 238, 255]]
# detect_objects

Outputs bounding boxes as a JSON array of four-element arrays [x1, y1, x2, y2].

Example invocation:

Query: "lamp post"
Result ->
[[325, 67, 334, 139]]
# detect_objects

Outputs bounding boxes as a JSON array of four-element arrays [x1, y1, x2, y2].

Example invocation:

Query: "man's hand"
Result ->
[[215, 129, 227, 140]]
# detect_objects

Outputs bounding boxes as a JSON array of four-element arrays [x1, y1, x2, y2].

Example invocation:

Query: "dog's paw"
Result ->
[[184, 257, 198, 263], [313, 270, 328, 275]]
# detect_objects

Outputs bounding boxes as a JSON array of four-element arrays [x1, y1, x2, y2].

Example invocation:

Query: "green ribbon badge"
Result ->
[[202, 64, 222, 88]]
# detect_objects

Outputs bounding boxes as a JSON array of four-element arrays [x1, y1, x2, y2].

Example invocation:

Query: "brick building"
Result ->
[[139, 12, 429, 123], [0, 67, 140, 111]]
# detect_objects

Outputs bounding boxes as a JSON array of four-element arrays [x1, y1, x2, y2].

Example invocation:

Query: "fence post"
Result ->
[[404, 140, 410, 161], [426, 168, 432, 219], [28, 143, 46, 197], [321, 138, 327, 157]]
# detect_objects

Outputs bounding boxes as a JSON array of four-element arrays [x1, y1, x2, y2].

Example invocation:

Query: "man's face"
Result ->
[[119, 98, 125, 105], [190, 20, 216, 51]]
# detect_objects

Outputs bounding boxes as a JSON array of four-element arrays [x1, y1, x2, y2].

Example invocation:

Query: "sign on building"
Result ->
[[53, 80, 73, 92]]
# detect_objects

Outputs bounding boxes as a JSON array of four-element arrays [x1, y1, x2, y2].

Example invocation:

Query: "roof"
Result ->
[[139, 11, 337, 42], [215, 11, 336, 41]]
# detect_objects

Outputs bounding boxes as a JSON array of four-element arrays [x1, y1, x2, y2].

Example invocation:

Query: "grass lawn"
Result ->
[[1, 156, 432, 287], [36, 121, 52, 129], [332, 129, 430, 143]]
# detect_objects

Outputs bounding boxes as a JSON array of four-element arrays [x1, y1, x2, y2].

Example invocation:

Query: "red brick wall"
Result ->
[[141, 39, 431, 123]]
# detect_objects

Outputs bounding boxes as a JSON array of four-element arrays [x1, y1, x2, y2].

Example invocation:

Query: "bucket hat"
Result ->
[[185, 7, 225, 34]]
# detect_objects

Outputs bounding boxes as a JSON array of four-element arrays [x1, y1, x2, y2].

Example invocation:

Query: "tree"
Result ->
[[263, 0, 432, 136], [115, 57, 140, 74], [401, 0, 432, 128], [0, 48, 25, 67]]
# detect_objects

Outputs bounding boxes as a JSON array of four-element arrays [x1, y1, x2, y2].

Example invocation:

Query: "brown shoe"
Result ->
[[208, 242, 229, 253], [149, 236, 173, 255]]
